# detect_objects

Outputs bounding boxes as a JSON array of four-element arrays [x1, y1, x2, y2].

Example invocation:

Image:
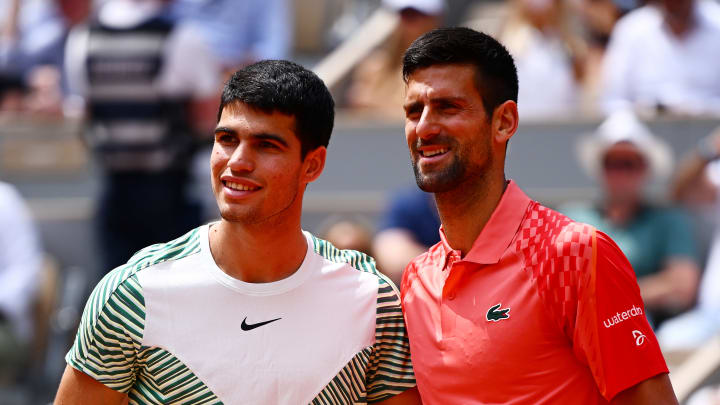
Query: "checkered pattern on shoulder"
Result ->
[[514, 202, 596, 338]]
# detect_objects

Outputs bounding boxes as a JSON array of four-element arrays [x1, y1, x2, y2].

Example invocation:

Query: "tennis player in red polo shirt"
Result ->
[[399, 27, 677, 404]]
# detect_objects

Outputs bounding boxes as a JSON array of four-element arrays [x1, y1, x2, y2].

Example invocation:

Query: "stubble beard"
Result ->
[[412, 137, 492, 194], [216, 178, 302, 227]]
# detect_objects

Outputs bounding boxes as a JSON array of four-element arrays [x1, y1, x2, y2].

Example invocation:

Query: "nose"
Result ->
[[228, 141, 255, 173], [415, 107, 440, 141]]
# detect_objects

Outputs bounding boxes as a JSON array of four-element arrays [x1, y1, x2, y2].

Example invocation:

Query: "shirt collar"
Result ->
[[439, 180, 531, 266]]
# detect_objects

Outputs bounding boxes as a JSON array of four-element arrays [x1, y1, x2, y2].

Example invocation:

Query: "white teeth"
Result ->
[[225, 181, 258, 191], [423, 148, 448, 157]]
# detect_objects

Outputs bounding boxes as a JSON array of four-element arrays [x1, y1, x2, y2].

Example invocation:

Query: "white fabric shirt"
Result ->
[[0, 182, 43, 341], [511, 26, 581, 119], [602, 1, 720, 115], [64, 0, 221, 101]]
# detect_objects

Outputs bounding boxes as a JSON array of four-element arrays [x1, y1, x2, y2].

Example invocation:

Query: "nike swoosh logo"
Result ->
[[241, 317, 282, 331]]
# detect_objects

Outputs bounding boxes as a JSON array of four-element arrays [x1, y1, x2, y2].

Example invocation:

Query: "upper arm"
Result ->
[[55, 365, 128, 405], [611, 373, 678, 405], [65, 272, 144, 393], [367, 278, 417, 403], [373, 387, 422, 405], [573, 230, 669, 400]]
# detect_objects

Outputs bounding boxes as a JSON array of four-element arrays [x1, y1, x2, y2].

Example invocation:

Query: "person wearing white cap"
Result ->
[[346, 0, 444, 115], [563, 111, 701, 327], [656, 125, 720, 351]]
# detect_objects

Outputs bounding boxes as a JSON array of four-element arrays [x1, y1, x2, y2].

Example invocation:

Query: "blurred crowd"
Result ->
[[1, 0, 720, 403]]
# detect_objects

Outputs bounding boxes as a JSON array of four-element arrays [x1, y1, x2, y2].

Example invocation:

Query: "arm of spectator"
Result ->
[[671, 128, 720, 204], [54, 366, 128, 405], [159, 23, 222, 137], [638, 257, 700, 312], [0, 183, 43, 337], [611, 373, 678, 405], [250, 0, 291, 61], [373, 229, 427, 286], [600, 17, 636, 113]]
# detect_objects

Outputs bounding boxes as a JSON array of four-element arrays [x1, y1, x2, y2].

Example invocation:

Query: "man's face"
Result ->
[[403, 64, 493, 193], [601, 142, 648, 203], [211, 102, 307, 225]]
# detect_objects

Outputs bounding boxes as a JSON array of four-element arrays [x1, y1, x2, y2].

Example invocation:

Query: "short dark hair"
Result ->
[[218, 60, 335, 158], [402, 27, 518, 117]]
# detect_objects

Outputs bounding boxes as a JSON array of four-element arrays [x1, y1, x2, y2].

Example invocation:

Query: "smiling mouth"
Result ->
[[223, 180, 260, 191], [420, 148, 448, 158]]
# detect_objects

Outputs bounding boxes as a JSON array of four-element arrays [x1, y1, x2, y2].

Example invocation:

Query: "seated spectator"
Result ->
[[346, 0, 443, 117], [658, 126, 720, 350], [373, 188, 440, 286], [64, 0, 222, 273], [602, 0, 720, 116], [317, 216, 374, 256], [171, 0, 291, 72], [0, 0, 90, 115], [0, 182, 42, 383], [499, 0, 587, 119], [562, 111, 700, 327]]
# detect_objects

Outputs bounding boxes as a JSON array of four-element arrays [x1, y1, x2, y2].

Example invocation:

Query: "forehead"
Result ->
[[405, 64, 480, 101], [217, 102, 297, 139]]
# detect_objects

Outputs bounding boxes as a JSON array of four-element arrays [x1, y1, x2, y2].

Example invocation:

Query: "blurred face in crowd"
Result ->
[[660, 0, 695, 35], [601, 142, 648, 203], [518, 0, 563, 29], [404, 64, 494, 193], [211, 102, 325, 226], [398, 8, 442, 48]]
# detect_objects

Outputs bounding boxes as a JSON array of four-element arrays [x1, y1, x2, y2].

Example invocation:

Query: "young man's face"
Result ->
[[211, 102, 320, 226], [403, 64, 494, 193]]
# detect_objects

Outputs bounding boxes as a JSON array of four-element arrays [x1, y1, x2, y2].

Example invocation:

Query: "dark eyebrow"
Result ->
[[403, 100, 423, 112], [253, 133, 289, 148], [214, 127, 289, 148]]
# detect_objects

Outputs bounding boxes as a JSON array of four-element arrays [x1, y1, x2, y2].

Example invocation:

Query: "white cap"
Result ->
[[382, 0, 445, 15], [576, 110, 674, 180]]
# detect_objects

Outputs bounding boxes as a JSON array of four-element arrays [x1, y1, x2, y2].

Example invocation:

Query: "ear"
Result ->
[[492, 100, 519, 146], [301, 146, 327, 184]]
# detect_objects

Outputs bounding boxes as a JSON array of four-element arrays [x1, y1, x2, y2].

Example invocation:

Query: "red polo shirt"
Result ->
[[401, 181, 668, 404]]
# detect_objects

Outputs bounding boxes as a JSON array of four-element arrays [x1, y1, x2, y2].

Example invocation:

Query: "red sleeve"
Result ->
[[573, 230, 669, 401]]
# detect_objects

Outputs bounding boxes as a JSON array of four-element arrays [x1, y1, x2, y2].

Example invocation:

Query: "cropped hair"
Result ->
[[402, 27, 518, 117], [218, 60, 335, 157]]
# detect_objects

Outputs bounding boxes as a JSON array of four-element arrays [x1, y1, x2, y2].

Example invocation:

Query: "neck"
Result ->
[[209, 215, 308, 283], [435, 173, 507, 255], [604, 197, 640, 227]]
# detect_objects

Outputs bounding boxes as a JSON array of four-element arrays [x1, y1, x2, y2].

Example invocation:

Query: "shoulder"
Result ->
[[614, 5, 662, 36], [96, 227, 203, 305], [517, 203, 596, 251], [308, 233, 395, 284]]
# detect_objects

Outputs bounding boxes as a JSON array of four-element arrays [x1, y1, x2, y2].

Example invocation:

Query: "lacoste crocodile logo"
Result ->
[[486, 303, 510, 322]]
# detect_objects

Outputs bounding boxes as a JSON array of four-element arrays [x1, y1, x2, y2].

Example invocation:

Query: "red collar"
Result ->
[[439, 180, 531, 266]]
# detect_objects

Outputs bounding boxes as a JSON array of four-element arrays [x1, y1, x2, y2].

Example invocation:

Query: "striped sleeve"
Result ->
[[65, 266, 145, 393], [366, 277, 416, 403]]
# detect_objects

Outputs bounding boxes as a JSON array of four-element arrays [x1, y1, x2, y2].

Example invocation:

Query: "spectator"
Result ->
[[373, 188, 440, 286], [0, 0, 90, 115], [499, 0, 587, 119], [346, 0, 443, 116], [562, 111, 700, 327], [318, 216, 374, 256], [171, 0, 291, 72], [602, 0, 720, 116], [0, 182, 43, 383], [572, 0, 631, 113], [657, 125, 720, 350], [64, 0, 222, 273]]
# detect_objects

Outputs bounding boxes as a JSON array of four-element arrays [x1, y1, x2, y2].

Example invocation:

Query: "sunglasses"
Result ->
[[603, 157, 646, 172]]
